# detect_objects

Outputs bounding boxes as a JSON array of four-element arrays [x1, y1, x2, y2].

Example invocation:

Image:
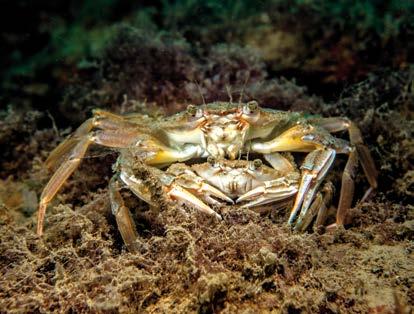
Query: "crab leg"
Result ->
[[251, 124, 329, 153], [234, 153, 299, 208], [166, 185, 222, 219], [335, 147, 358, 225], [263, 152, 296, 174], [109, 176, 140, 252], [311, 117, 378, 191], [37, 130, 144, 235], [171, 174, 233, 205], [294, 181, 334, 232], [288, 149, 336, 226], [236, 177, 298, 207], [143, 143, 202, 166], [119, 171, 154, 205], [91, 109, 141, 130], [37, 115, 201, 236], [37, 137, 91, 235], [313, 181, 335, 230], [196, 182, 234, 204], [296, 193, 323, 232], [311, 117, 378, 225], [45, 110, 138, 170], [251, 118, 377, 229], [164, 172, 231, 219], [45, 118, 94, 170], [119, 168, 224, 220]]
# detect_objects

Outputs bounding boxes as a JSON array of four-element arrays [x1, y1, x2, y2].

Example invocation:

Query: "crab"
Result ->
[[37, 101, 377, 250], [109, 153, 307, 250]]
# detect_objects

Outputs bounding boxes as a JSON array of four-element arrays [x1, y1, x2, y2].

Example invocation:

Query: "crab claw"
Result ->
[[167, 164, 234, 205], [198, 182, 234, 204], [167, 185, 222, 220], [236, 179, 298, 208]]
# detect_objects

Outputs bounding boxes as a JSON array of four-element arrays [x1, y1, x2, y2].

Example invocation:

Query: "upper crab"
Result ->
[[156, 101, 302, 160]]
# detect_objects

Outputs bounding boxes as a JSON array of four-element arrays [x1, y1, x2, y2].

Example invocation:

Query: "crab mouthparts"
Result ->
[[206, 142, 241, 159]]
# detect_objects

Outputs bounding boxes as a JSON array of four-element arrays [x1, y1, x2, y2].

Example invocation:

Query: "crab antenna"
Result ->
[[225, 85, 233, 103], [194, 80, 206, 106], [238, 72, 250, 104]]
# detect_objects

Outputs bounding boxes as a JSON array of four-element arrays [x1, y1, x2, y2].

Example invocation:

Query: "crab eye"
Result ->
[[242, 101, 260, 122], [248, 101, 258, 112], [253, 159, 262, 169], [207, 156, 216, 165], [187, 105, 197, 115], [187, 105, 203, 119]]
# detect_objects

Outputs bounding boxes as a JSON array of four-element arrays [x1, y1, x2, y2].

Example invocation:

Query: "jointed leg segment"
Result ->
[[312, 117, 378, 189], [37, 137, 92, 235], [288, 148, 336, 226], [313, 117, 378, 225], [37, 110, 200, 236], [38, 112, 143, 235], [109, 176, 140, 252], [45, 110, 138, 170], [294, 181, 334, 232], [251, 117, 378, 230]]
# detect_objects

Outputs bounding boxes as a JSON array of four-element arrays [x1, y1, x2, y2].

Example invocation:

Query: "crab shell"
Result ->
[[165, 157, 299, 201], [156, 101, 304, 160]]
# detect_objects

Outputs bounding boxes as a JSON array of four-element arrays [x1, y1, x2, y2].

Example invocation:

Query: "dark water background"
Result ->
[[1, 1, 413, 114]]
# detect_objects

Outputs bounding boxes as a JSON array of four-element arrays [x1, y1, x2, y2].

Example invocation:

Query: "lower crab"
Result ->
[[111, 153, 335, 251], [170, 156, 335, 232], [37, 101, 378, 251]]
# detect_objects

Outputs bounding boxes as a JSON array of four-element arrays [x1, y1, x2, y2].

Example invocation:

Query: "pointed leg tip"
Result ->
[[224, 197, 234, 204], [36, 204, 47, 236], [326, 223, 341, 232], [36, 225, 44, 236], [361, 186, 375, 203], [293, 220, 303, 232], [287, 212, 297, 226]]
